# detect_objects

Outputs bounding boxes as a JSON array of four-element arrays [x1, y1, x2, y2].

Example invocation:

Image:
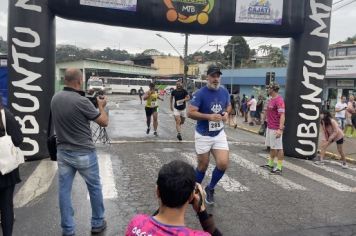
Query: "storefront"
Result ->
[[324, 59, 356, 107]]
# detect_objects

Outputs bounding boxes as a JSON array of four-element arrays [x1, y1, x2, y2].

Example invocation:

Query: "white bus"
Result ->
[[102, 77, 152, 95]]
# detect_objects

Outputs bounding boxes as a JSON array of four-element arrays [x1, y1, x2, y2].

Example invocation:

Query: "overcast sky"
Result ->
[[1, 0, 356, 55]]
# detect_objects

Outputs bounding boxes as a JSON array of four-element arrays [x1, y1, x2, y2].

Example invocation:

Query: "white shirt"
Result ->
[[335, 102, 347, 118], [248, 98, 257, 111]]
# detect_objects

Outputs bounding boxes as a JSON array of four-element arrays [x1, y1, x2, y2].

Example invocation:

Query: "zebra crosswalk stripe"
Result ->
[[258, 154, 356, 192], [230, 153, 307, 191], [14, 160, 58, 208], [181, 152, 249, 192], [303, 160, 356, 182]]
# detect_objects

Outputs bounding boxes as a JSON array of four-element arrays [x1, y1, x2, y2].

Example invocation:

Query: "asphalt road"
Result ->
[[7, 94, 356, 236]]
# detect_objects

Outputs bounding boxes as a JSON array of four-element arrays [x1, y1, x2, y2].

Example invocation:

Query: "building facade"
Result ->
[[56, 59, 158, 91], [133, 55, 184, 76]]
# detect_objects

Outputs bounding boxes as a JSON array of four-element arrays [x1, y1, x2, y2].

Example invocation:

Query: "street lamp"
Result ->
[[155, 33, 182, 57], [156, 33, 189, 87]]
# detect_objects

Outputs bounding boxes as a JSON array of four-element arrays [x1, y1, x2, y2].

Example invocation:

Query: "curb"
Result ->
[[234, 125, 356, 165]]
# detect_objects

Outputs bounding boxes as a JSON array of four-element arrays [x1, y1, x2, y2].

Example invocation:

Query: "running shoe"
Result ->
[[313, 160, 325, 165], [146, 127, 150, 134], [260, 164, 273, 170], [91, 220, 107, 234], [204, 186, 215, 205], [177, 133, 182, 141], [342, 162, 348, 169], [271, 167, 282, 175], [154, 131, 158, 136]]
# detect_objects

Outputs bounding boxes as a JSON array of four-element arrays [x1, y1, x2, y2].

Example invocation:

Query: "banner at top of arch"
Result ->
[[49, 0, 305, 37]]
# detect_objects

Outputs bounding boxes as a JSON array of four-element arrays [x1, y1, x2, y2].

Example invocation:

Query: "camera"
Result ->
[[86, 90, 104, 108]]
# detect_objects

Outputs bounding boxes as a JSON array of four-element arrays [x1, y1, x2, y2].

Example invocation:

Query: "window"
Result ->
[[130, 80, 138, 85], [336, 48, 346, 56], [121, 79, 130, 85], [347, 47, 356, 56], [328, 49, 336, 58], [108, 78, 122, 85]]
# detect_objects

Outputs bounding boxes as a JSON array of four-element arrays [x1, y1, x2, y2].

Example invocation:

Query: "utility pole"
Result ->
[[232, 44, 236, 69], [209, 43, 222, 64], [184, 33, 189, 87]]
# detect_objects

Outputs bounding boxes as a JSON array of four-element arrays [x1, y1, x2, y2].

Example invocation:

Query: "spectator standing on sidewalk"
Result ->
[[315, 110, 347, 168], [247, 95, 257, 126], [0, 96, 23, 236], [241, 94, 248, 122], [229, 94, 237, 128], [345, 95, 355, 137], [261, 83, 285, 174], [335, 96, 348, 130], [256, 95, 264, 125], [51, 68, 109, 236], [347, 95, 356, 134]]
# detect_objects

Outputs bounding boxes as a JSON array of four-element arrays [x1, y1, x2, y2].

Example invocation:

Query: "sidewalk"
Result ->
[[228, 115, 356, 164]]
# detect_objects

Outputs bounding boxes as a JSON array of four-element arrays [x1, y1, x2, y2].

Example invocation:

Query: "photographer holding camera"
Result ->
[[125, 160, 222, 236], [51, 68, 108, 236]]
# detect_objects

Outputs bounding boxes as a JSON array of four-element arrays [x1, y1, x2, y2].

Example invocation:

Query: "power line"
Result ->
[[333, 0, 356, 12], [333, 0, 345, 5]]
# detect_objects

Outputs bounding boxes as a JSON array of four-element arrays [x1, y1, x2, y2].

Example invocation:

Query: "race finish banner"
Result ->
[[8, 0, 333, 160], [80, 0, 138, 11], [235, 0, 283, 25]]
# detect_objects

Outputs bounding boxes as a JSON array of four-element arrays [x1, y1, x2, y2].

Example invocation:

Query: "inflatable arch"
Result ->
[[7, 0, 332, 160]]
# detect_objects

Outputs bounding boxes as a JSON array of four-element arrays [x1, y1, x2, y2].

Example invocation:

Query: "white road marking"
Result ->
[[182, 152, 249, 192], [88, 154, 118, 199], [14, 160, 58, 208], [258, 154, 356, 192], [111, 140, 265, 147], [230, 154, 306, 190], [303, 160, 356, 183]]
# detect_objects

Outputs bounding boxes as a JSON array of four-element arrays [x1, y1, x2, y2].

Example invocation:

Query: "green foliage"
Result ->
[[186, 50, 225, 65], [56, 45, 133, 62], [257, 45, 286, 67], [223, 36, 250, 69], [0, 37, 7, 54], [337, 34, 356, 44]]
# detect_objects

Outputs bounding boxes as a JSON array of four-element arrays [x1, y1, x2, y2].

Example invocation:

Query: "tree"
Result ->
[[0, 37, 8, 54], [223, 36, 250, 69], [257, 45, 286, 67], [337, 34, 356, 44]]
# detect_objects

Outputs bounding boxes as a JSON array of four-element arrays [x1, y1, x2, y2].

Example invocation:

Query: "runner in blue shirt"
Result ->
[[187, 65, 231, 205]]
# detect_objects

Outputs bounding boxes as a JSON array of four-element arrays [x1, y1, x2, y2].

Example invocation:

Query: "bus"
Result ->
[[187, 78, 207, 93], [101, 77, 152, 95], [154, 79, 178, 94]]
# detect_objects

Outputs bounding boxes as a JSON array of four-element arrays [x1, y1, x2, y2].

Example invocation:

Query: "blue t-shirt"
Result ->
[[190, 86, 230, 137]]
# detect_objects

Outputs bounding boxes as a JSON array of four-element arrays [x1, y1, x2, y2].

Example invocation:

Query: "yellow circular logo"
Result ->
[[164, 0, 214, 25]]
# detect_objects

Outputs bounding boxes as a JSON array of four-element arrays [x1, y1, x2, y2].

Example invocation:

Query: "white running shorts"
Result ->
[[195, 130, 229, 155], [173, 108, 186, 117], [265, 128, 283, 150]]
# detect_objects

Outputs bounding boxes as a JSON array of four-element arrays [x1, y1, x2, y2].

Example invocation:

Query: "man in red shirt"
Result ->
[[261, 83, 285, 174], [126, 160, 222, 236]]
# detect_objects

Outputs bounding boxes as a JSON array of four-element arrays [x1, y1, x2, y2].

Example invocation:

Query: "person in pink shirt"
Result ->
[[315, 110, 347, 168], [261, 83, 285, 174], [125, 160, 222, 236]]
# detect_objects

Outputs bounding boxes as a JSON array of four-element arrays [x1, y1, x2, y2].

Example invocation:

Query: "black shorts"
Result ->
[[352, 115, 356, 128], [145, 107, 158, 117], [336, 138, 344, 145]]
